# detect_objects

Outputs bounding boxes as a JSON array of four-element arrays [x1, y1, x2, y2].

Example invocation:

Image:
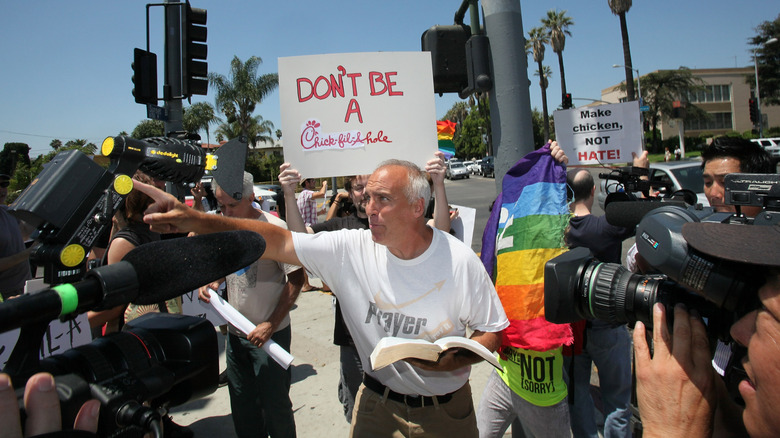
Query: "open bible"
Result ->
[[370, 336, 502, 371]]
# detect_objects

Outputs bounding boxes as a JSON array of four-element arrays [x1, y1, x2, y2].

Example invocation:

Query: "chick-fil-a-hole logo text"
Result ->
[[300, 119, 392, 151]]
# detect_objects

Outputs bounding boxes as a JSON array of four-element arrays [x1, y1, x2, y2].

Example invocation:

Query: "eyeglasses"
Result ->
[[0, 181, 9, 188]]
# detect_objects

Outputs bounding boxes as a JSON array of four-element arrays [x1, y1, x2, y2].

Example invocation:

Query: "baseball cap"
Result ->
[[682, 222, 780, 268]]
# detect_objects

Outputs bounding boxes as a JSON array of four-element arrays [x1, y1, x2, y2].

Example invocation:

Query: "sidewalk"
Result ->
[[169, 283, 500, 437]]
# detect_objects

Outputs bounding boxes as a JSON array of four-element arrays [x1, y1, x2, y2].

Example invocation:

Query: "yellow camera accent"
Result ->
[[114, 174, 134, 195], [60, 244, 85, 267], [101, 137, 115, 156]]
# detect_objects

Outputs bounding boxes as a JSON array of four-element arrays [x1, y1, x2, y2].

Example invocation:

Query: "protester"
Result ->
[[0, 173, 31, 301], [137, 158, 508, 437], [198, 171, 304, 438], [297, 177, 327, 227], [563, 165, 639, 438], [476, 142, 573, 438], [278, 151, 453, 424], [633, 222, 780, 438], [664, 147, 672, 162]]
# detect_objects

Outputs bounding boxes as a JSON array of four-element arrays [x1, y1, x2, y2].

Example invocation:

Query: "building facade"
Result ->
[[602, 67, 780, 140]]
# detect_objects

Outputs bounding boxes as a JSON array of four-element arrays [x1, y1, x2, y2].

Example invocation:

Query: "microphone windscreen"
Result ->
[[605, 201, 687, 228], [124, 230, 266, 304]]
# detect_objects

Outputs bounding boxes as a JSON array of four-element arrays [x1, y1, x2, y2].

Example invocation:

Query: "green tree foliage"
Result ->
[[209, 56, 278, 148], [639, 68, 707, 152], [131, 120, 164, 139], [445, 95, 491, 159], [245, 151, 283, 183], [542, 9, 574, 104], [747, 14, 780, 105], [608, 0, 636, 101], [183, 102, 222, 145]]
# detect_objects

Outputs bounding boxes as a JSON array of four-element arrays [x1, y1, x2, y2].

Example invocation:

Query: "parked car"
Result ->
[[597, 160, 709, 210], [479, 156, 494, 178], [750, 137, 780, 163], [445, 161, 470, 180], [253, 185, 278, 211]]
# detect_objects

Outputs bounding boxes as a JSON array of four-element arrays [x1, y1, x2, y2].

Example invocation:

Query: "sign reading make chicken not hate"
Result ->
[[553, 101, 643, 165], [279, 52, 438, 178]]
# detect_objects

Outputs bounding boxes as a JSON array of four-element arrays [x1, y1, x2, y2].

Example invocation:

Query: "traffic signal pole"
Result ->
[[164, 0, 184, 133], [482, 0, 535, 192]]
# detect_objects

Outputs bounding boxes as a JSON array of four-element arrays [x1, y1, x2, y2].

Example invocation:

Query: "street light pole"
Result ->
[[613, 64, 644, 149], [754, 37, 778, 138], [612, 64, 641, 104]]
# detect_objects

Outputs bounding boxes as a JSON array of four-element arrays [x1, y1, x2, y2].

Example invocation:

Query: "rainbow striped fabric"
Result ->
[[436, 120, 456, 159], [480, 144, 573, 351]]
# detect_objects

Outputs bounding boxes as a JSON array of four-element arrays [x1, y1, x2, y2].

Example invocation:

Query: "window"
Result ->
[[687, 84, 731, 103], [684, 112, 733, 131]]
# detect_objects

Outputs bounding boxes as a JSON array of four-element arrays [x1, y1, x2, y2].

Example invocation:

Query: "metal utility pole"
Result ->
[[164, 0, 183, 133], [482, 0, 535, 193]]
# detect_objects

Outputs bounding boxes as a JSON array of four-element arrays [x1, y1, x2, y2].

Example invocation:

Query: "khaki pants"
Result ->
[[349, 381, 478, 438]]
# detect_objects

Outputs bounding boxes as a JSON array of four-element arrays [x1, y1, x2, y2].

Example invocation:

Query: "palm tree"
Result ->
[[639, 67, 706, 151], [542, 10, 574, 107], [526, 26, 551, 140], [183, 101, 222, 145], [534, 66, 553, 141], [608, 0, 636, 101], [209, 56, 278, 148], [216, 115, 275, 148]]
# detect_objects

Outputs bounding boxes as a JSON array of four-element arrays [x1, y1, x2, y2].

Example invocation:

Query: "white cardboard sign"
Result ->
[[553, 101, 643, 165], [279, 52, 438, 178]]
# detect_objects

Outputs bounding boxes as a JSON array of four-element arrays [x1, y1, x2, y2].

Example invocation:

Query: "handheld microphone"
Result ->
[[0, 230, 265, 333]]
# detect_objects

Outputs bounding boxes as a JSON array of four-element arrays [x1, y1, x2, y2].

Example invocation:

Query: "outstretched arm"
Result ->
[[135, 181, 303, 266]]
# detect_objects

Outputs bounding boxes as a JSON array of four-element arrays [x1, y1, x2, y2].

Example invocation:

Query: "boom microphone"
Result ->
[[0, 230, 265, 333], [605, 200, 687, 229]]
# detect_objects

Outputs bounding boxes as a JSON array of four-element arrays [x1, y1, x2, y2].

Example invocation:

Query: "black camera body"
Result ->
[[17, 313, 218, 437]]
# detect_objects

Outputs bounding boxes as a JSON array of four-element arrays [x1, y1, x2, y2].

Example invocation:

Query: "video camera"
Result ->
[[16, 313, 218, 437], [3, 133, 250, 437], [545, 172, 780, 339]]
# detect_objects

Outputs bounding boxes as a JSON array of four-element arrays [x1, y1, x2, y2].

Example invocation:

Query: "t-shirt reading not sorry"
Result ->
[[292, 227, 508, 397]]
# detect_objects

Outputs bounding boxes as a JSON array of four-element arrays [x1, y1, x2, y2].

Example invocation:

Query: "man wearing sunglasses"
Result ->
[[0, 174, 31, 301]]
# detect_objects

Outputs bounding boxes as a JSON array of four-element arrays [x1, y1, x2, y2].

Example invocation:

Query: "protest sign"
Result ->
[[553, 101, 643, 165], [279, 52, 437, 178]]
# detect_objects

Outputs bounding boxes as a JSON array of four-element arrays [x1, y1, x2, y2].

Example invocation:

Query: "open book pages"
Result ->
[[370, 335, 502, 371]]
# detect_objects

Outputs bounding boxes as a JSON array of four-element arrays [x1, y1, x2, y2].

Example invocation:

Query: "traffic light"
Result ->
[[749, 98, 759, 124], [562, 93, 572, 109], [181, 1, 208, 97], [421, 24, 470, 95], [132, 48, 158, 105]]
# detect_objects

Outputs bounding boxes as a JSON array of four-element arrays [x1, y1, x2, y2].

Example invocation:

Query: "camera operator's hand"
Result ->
[[634, 303, 717, 438], [0, 372, 100, 437]]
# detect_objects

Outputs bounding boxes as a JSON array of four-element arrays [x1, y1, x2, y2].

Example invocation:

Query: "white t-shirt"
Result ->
[[292, 227, 508, 396], [227, 211, 300, 336]]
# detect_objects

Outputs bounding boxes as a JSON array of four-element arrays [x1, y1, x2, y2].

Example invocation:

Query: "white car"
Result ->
[[253, 185, 278, 211], [750, 137, 780, 163], [445, 161, 470, 180], [598, 160, 709, 210]]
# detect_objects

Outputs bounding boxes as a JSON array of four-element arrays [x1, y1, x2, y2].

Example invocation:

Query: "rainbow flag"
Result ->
[[480, 144, 573, 351], [436, 120, 456, 159]]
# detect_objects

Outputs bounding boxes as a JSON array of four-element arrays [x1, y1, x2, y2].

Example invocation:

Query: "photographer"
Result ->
[[633, 223, 780, 438]]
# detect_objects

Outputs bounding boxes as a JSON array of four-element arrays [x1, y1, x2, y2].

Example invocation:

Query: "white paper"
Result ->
[[207, 289, 294, 369]]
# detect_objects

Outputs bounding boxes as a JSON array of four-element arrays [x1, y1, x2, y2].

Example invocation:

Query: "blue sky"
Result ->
[[1, 1, 776, 157]]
